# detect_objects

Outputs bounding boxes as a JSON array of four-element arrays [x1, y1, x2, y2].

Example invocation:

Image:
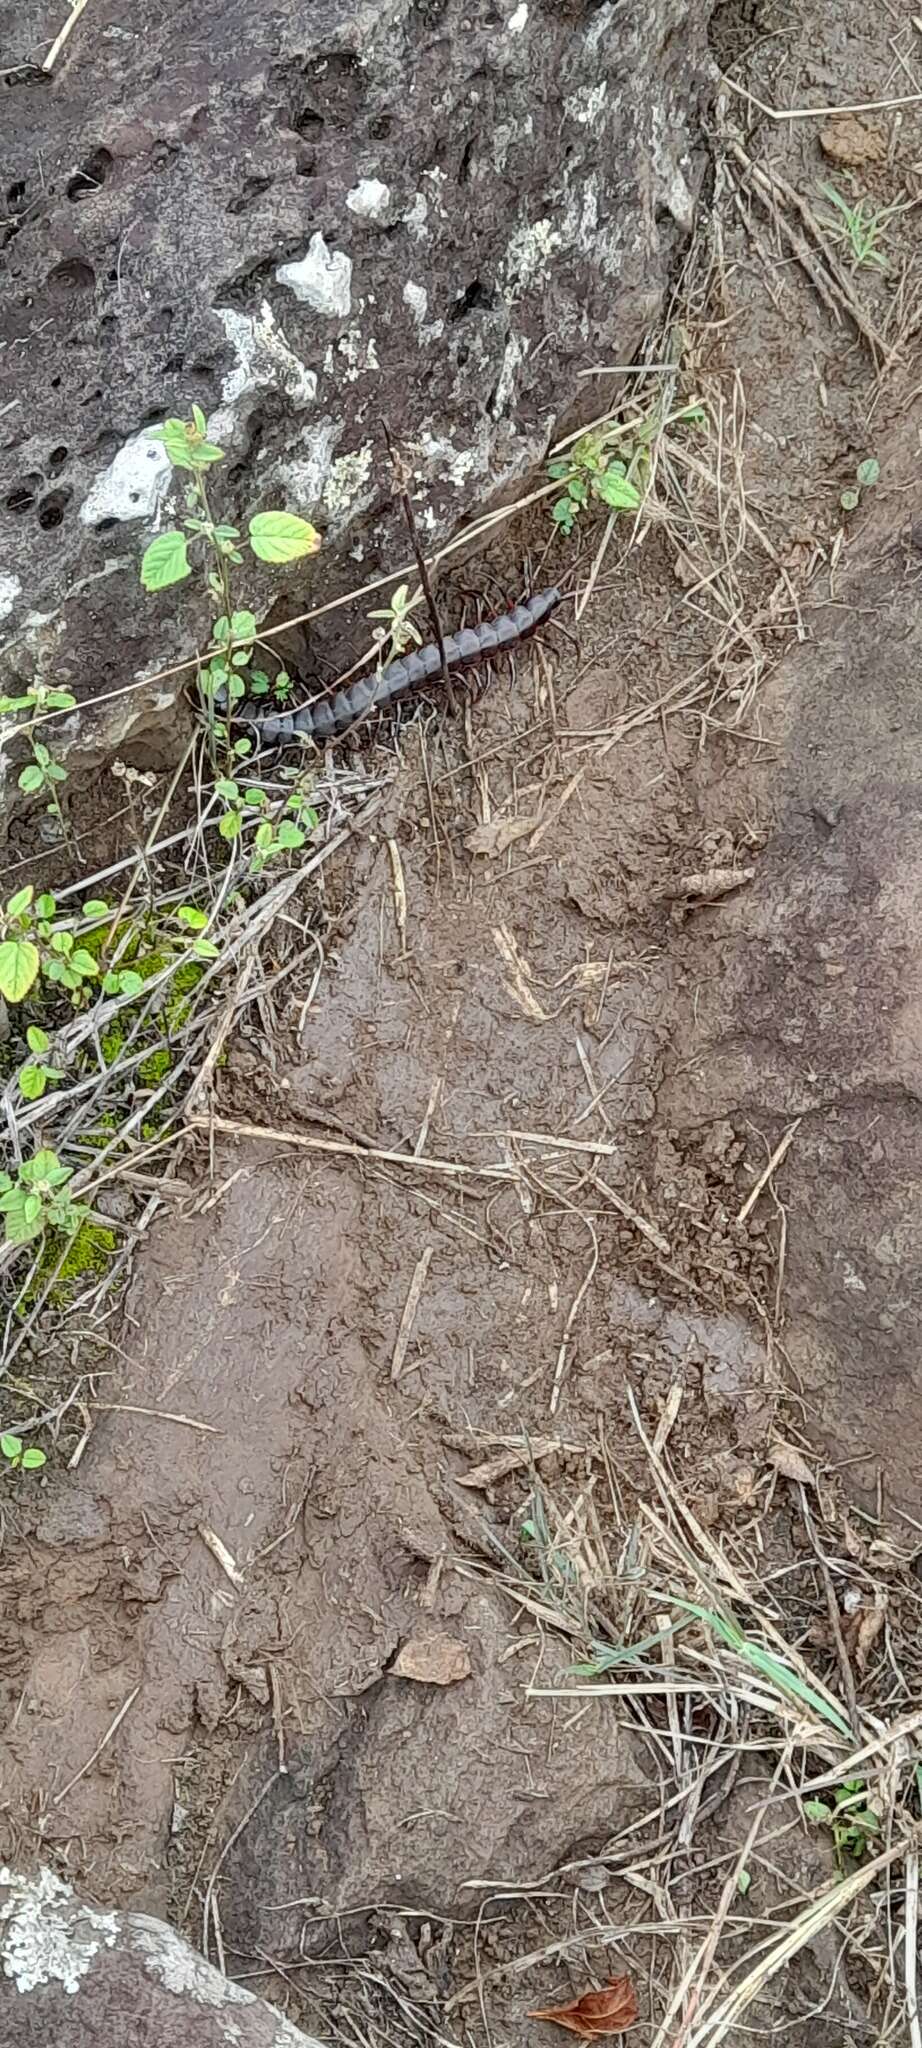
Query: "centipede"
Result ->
[[213, 587, 561, 747]]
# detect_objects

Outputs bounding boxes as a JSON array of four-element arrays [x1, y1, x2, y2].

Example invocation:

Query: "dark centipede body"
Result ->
[[218, 587, 561, 747]]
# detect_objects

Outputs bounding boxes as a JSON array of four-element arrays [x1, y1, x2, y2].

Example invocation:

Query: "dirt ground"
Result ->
[[4, 3, 922, 2044]]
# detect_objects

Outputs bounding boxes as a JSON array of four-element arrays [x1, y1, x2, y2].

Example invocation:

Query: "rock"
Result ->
[[0, 1865, 324, 2048], [0, 0, 712, 763]]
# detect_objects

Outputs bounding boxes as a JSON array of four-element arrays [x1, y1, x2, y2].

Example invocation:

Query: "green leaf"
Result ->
[[19, 1064, 48, 1101], [193, 441, 225, 467], [254, 820, 273, 853], [215, 779, 239, 801], [552, 497, 577, 533], [176, 905, 208, 930], [140, 530, 191, 592], [116, 969, 145, 998], [1, 1190, 43, 1244], [594, 469, 642, 510], [191, 937, 220, 959], [737, 1869, 751, 1896], [191, 403, 208, 437], [20, 1447, 46, 1470], [26, 1025, 50, 1053], [7, 885, 34, 918], [0, 938, 40, 1003], [856, 457, 880, 488], [547, 460, 571, 480], [230, 610, 257, 640], [567, 476, 589, 504], [23, 1148, 60, 1182], [218, 810, 241, 842], [276, 820, 306, 850], [0, 1434, 22, 1459], [45, 689, 77, 711], [150, 418, 198, 470], [18, 764, 45, 794], [804, 1799, 833, 1824], [82, 898, 110, 919], [840, 488, 860, 512], [69, 949, 99, 977], [248, 511, 321, 564], [35, 893, 55, 919]]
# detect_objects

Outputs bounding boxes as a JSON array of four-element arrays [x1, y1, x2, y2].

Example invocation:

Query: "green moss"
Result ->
[[21, 1220, 118, 1311], [138, 1045, 172, 1086]]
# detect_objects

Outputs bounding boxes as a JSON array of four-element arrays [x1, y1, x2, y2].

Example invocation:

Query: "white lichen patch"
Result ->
[[565, 80, 609, 125], [209, 301, 317, 445], [334, 328, 380, 383], [508, 2, 528, 29], [503, 218, 561, 298], [415, 431, 477, 489], [346, 178, 391, 222], [276, 233, 352, 317], [402, 281, 444, 344], [491, 329, 528, 418], [79, 432, 172, 527], [322, 444, 375, 532], [130, 1917, 251, 2005], [278, 418, 341, 515], [0, 572, 22, 624], [0, 1865, 118, 1996], [404, 191, 429, 241]]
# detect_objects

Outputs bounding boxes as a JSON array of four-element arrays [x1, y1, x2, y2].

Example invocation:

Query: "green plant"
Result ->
[[0, 1147, 87, 1247], [214, 779, 316, 874], [840, 456, 880, 513], [804, 1777, 880, 1868], [18, 1025, 64, 1102], [819, 184, 896, 270], [0, 681, 75, 837], [0, 1432, 45, 1473], [548, 430, 642, 538], [0, 887, 98, 1006], [138, 411, 320, 760], [368, 581, 424, 664]]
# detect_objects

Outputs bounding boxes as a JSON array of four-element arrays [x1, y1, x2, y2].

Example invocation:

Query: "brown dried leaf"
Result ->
[[819, 114, 885, 167], [529, 1977, 639, 2038], [466, 816, 539, 857], [768, 1439, 816, 1488], [854, 1596, 887, 1672], [391, 1632, 471, 1686]]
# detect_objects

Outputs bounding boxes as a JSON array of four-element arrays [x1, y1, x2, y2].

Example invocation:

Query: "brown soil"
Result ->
[[4, 4, 922, 2045]]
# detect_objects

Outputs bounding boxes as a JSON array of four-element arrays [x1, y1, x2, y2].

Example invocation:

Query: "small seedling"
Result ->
[[548, 430, 642, 538], [840, 456, 880, 513], [0, 681, 75, 837], [18, 1025, 65, 1102], [804, 1777, 880, 1868], [368, 582, 424, 665], [214, 780, 316, 875], [0, 1147, 88, 1247], [0, 1433, 46, 1473], [820, 183, 896, 271]]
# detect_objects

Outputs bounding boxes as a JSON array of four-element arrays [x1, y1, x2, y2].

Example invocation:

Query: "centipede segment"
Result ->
[[213, 588, 561, 747]]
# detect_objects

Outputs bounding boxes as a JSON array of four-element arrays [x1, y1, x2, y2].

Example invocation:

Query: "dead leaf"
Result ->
[[768, 1440, 816, 1488], [854, 1596, 887, 1671], [529, 1976, 639, 2038], [466, 816, 538, 857], [819, 114, 885, 167], [457, 1435, 565, 1490], [392, 1632, 471, 1686]]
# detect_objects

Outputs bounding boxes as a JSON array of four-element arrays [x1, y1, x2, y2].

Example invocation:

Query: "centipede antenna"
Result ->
[[381, 421, 459, 717]]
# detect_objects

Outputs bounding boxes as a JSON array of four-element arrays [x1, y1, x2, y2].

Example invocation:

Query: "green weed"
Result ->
[[820, 183, 896, 271], [840, 456, 880, 514], [804, 1777, 880, 1868], [1, 1432, 45, 1473], [0, 1148, 87, 1248]]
